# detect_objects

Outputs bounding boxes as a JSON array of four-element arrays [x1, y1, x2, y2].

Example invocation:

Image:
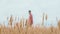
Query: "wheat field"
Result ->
[[0, 16, 60, 34], [0, 24, 60, 34]]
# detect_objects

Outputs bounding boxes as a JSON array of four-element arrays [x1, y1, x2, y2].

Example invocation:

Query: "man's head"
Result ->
[[29, 10, 31, 14]]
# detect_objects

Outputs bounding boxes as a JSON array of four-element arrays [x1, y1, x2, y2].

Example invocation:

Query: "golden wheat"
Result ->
[[0, 16, 60, 34]]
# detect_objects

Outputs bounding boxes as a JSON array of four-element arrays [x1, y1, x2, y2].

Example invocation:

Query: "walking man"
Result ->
[[28, 10, 33, 26]]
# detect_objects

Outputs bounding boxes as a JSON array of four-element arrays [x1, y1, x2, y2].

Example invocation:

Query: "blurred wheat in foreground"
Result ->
[[0, 16, 60, 34]]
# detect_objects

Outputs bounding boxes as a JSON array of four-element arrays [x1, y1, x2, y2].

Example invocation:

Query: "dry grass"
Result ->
[[0, 16, 60, 34], [0, 24, 60, 34], [58, 20, 60, 30]]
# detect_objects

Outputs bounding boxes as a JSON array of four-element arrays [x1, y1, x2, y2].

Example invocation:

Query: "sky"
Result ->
[[0, 0, 60, 27]]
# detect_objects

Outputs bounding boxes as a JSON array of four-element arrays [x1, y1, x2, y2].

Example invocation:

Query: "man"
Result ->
[[25, 10, 33, 34], [28, 10, 33, 26]]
